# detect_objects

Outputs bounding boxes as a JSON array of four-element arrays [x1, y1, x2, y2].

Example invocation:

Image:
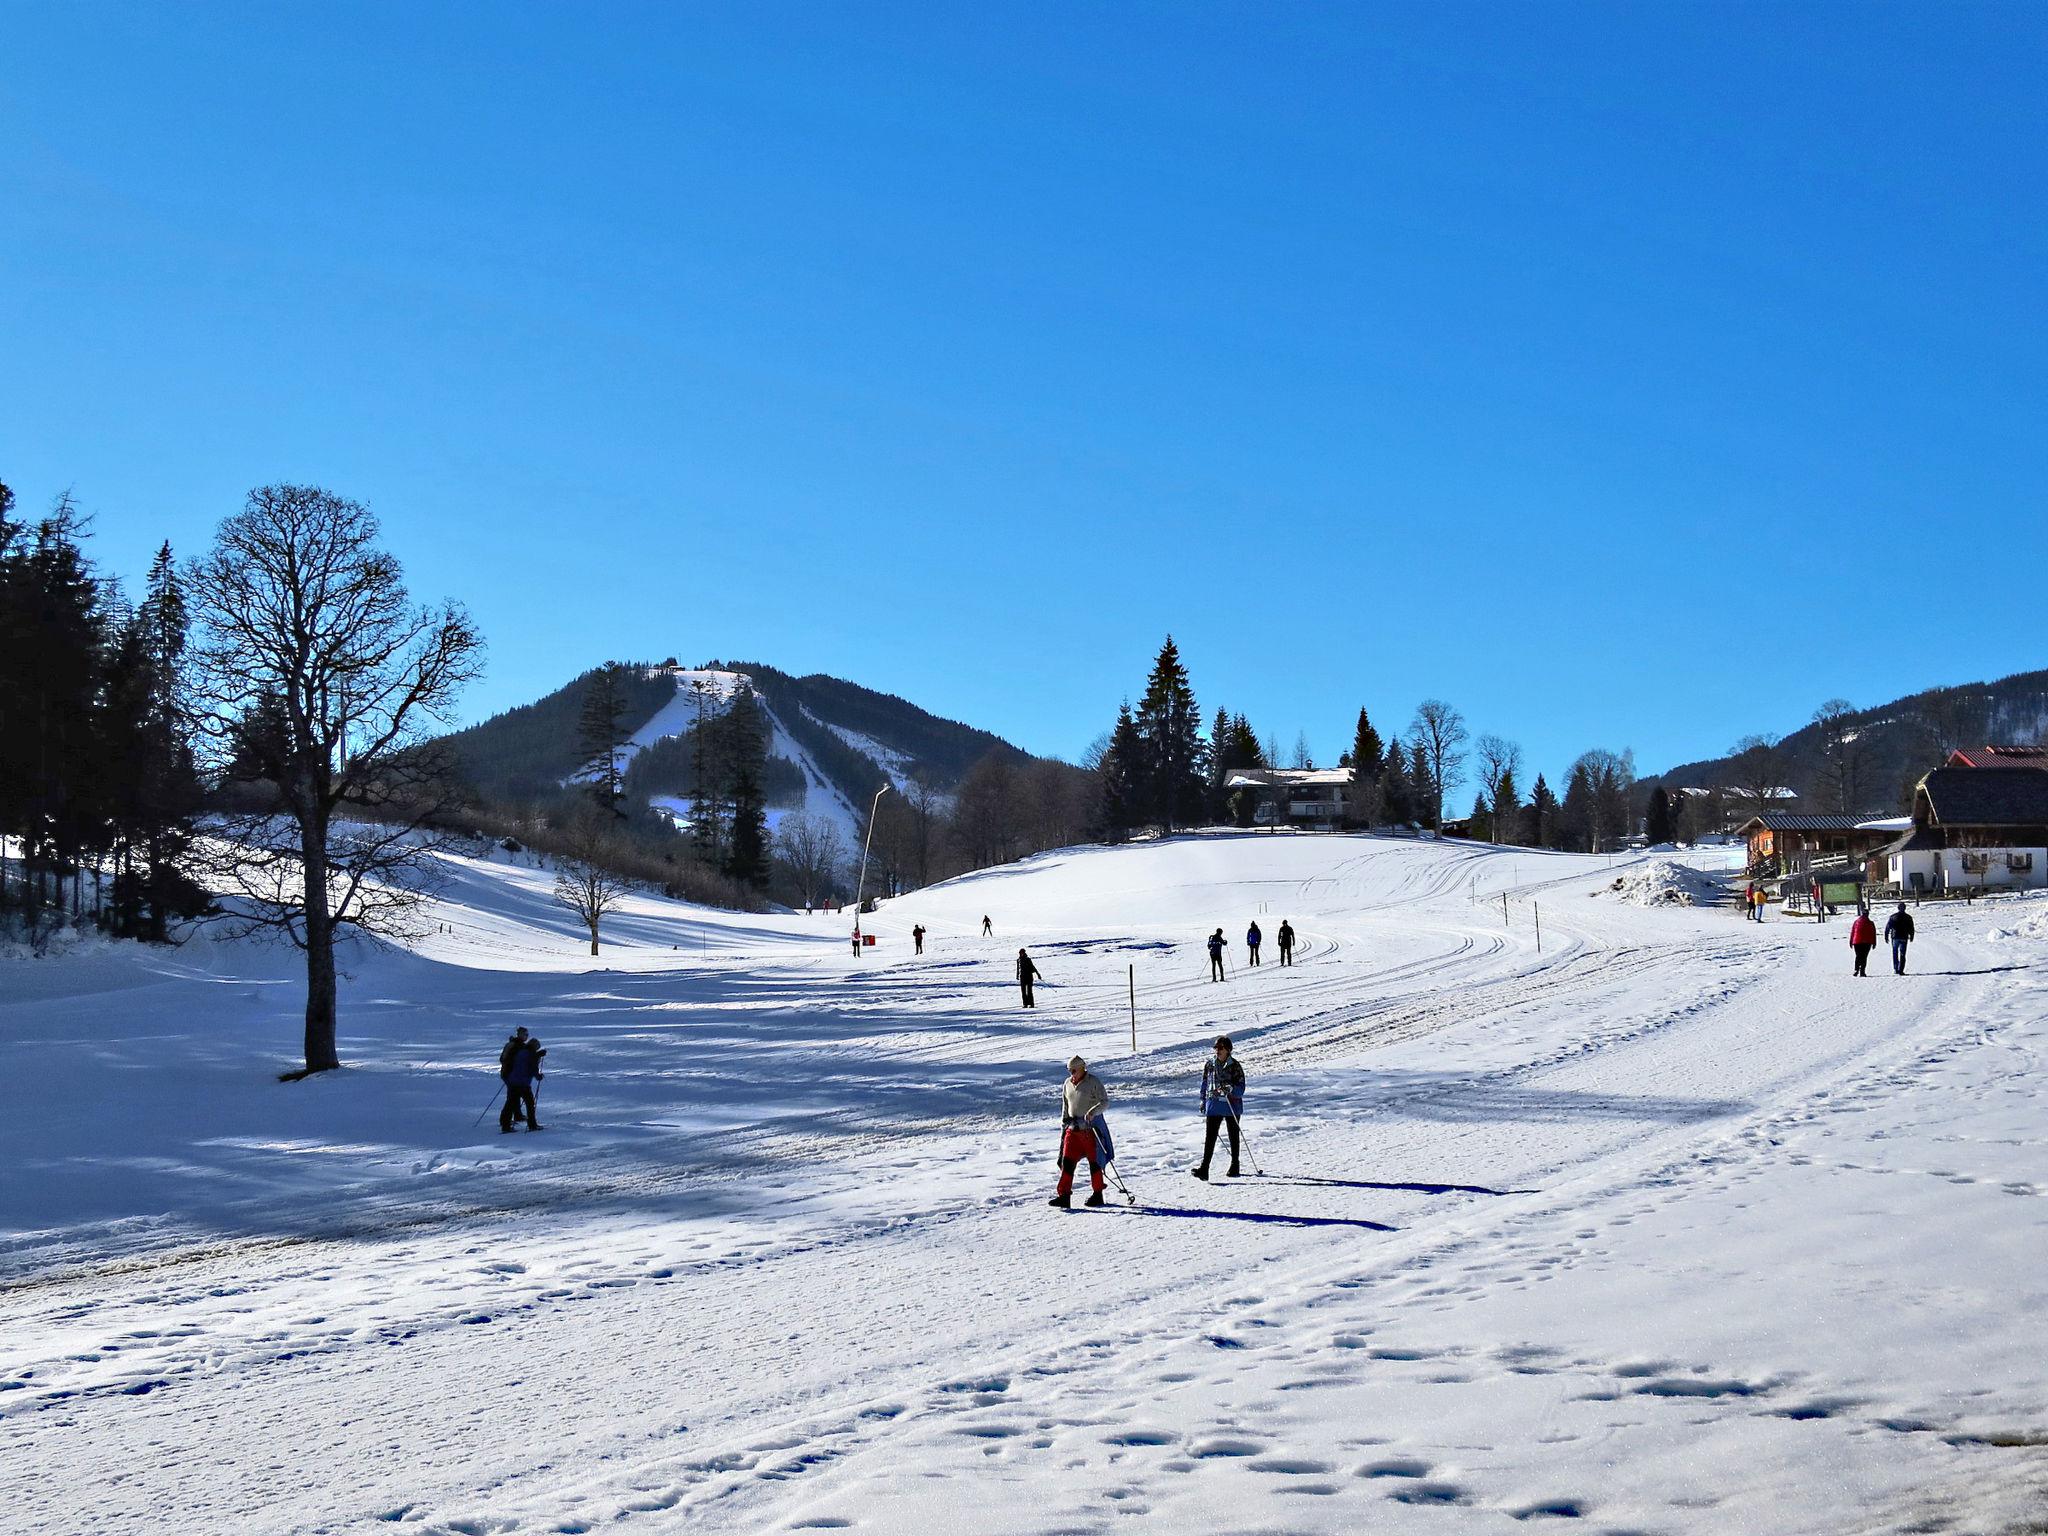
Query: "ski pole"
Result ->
[[471, 1083, 504, 1130], [1222, 1101, 1264, 1176]]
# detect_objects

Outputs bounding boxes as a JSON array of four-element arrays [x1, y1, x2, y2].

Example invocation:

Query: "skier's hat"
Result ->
[[1213, 1035, 1232, 1050], [1068, 1055, 1086, 1071]]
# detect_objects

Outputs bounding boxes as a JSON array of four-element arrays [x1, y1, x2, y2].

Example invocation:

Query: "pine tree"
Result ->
[[1528, 773, 1559, 849], [1493, 766, 1522, 846], [720, 683, 770, 886], [1646, 785, 1674, 846], [576, 663, 631, 817], [1098, 702, 1143, 840], [1346, 707, 1384, 827], [1133, 636, 1206, 832], [1380, 740, 1415, 826], [1466, 792, 1491, 841], [1560, 764, 1595, 851]]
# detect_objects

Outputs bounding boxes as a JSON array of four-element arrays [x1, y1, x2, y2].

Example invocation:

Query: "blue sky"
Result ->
[[3, 4, 2043, 786]]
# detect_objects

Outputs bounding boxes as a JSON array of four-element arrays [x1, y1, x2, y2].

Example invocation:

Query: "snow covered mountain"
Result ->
[[440, 659, 1026, 849]]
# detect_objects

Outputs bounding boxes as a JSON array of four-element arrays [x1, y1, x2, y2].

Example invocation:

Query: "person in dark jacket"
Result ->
[[1207, 928, 1227, 982], [982, 915, 993, 936], [1192, 1036, 1246, 1180], [1848, 908, 1877, 976], [1016, 948, 1042, 1007], [498, 1028, 546, 1133], [1883, 903, 1916, 974], [1276, 920, 1296, 965], [1246, 921, 1262, 966], [912, 924, 926, 955]]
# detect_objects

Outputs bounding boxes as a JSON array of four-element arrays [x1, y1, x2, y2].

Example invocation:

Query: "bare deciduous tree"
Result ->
[[553, 815, 633, 955], [1728, 733, 1787, 819], [1407, 699, 1469, 831], [1474, 734, 1524, 810], [1810, 698, 1864, 814], [775, 811, 846, 910], [190, 485, 484, 1076]]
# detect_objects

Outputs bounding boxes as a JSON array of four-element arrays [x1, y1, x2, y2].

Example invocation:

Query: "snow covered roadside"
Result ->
[[4, 836, 2045, 1534]]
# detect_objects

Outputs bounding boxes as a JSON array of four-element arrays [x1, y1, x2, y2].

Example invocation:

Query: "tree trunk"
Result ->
[[301, 823, 341, 1073], [588, 917, 600, 957]]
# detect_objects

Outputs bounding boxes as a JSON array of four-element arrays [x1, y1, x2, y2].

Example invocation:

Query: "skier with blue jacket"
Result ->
[[1192, 1036, 1246, 1180]]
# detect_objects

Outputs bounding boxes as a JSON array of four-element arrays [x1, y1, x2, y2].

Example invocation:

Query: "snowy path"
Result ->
[[5, 835, 2045, 1533]]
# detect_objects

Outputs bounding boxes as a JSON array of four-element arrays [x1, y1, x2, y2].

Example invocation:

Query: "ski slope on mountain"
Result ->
[[4, 833, 2046, 1534]]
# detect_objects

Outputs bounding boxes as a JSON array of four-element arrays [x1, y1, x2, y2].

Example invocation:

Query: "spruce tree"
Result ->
[[720, 683, 771, 886], [1561, 764, 1596, 851], [1380, 740, 1414, 826], [1133, 636, 1206, 832], [1528, 773, 1559, 849], [1467, 792, 1491, 841], [576, 662, 631, 816], [1098, 702, 1142, 840], [1346, 707, 1384, 827], [1646, 785, 1674, 846], [1493, 766, 1522, 846]]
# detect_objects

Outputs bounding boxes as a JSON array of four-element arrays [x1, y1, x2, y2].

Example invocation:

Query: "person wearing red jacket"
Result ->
[[1848, 909, 1878, 976]]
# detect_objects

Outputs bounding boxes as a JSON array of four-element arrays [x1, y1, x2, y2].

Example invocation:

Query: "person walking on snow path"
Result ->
[[1884, 902, 1916, 974], [1277, 920, 1296, 965], [851, 930, 862, 959], [982, 915, 993, 936], [1246, 921, 1262, 966], [1848, 908, 1877, 975], [912, 924, 926, 955], [1017, 947, 1042, 1008], [1207, 928, 1228, 982], [498, 1027, 546, 1133], [1192, 1036, 1246, 1180], [1049, 1056, 1109, 1208]]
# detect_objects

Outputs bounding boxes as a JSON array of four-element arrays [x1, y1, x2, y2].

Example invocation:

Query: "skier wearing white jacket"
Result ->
[[1050, 1056, 1109, 1208]]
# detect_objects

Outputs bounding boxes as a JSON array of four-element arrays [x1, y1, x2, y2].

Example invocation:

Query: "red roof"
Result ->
[[1945, 745, 2048, 769]]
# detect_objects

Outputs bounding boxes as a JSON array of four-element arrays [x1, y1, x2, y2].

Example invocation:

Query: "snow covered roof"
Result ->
[[1737, 813, 1872, 833], [1855, 816, 1913, 833]]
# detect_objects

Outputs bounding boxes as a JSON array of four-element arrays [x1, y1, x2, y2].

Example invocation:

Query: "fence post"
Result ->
[[1502, 892, 1509, 928], [1129, 964, 1137, 1053], [1535, 901, 1542, 953]]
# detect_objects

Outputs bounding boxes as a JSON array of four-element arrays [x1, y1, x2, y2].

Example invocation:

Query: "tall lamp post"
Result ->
[[853, 783, 891, 948]]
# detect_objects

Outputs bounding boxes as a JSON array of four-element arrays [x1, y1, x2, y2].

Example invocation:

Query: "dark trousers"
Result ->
[[914, 937, 924, 954], [1210, 955, 1224, 981], [500, 1081, 537, 1131], [1199, 1113, 1241, 1172], [1020, 979, 1035, 1007], [1892, 938, 1909, 974], [1278, 944, 1293, 965], [1853, 942, 1873, 976], [1247, 945, 1261, 966]]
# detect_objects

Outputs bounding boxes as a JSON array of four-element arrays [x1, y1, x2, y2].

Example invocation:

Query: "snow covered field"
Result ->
[[5, 833, 2047, 1534]]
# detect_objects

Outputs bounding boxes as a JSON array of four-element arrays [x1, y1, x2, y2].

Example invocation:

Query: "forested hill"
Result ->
[[438, 659, 1028, 812], [1640, 666, 2048, 815]]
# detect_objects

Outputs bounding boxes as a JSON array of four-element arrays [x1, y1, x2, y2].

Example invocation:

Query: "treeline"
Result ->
[[1090, 635, 1647, 852], [0, 484, 208, 943]]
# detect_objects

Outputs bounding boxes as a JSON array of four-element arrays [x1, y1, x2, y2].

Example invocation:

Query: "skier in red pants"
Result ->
[[1049, 1055, 1109, 1208]]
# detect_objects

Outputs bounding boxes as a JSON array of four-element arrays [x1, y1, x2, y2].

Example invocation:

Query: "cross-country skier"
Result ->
[[1849, 908, 1877, 976], [1246, 921, 1262, 966], [912, 924, 926, 955], [1207, 927, 1228, 981], [1049, 1056, 1109, 1208], [851, 930, 862, 959], [1017, 947, 1042, 1008], [1277, 920, 1296, 965], [1884, 902, 1916, 974], [982, 915, 993, 936], [1192, 1036, 1246, 1180], [498, 1028, 546, 1133]]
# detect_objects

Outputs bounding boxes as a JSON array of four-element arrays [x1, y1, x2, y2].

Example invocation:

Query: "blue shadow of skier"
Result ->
[[1113, 1205, 1395, 1232]]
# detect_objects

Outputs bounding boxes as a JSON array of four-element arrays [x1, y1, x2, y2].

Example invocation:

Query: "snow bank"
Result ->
[[1609, 858, 1726, 907]]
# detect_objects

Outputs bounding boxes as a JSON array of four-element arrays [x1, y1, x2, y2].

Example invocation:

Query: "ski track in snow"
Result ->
[[4, 834, 2047, 1534]]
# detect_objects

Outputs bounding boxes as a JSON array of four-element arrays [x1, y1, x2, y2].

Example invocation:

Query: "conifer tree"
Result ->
[[1493, 766, 1522, 846], [1097, 702, 1142, 840], [1346, 707, 1384, 827], [1133, 635, 1206, 832], [720, 683, 771, 886], [1467, 792, 1492, 841], [1380, 740, 1415, 826], [1560, 763, 1596, 851], [1528, 773, 1559, 849], [576, 662, 631, 817], [1646, 785, 1675, 846]]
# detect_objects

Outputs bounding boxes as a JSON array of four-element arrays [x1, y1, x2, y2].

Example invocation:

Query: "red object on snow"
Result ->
[[863, 933, 877, 946]]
